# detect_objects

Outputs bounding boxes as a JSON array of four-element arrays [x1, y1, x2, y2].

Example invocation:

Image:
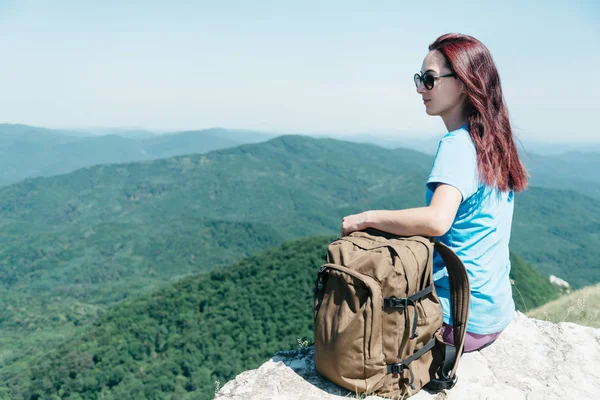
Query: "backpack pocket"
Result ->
[[314, 263, 386, 392]]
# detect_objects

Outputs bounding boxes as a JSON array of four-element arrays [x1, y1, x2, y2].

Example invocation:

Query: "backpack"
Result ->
[[313, 228, 470, 398]]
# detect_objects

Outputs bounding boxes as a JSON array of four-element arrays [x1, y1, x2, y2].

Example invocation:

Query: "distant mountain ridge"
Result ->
[[519, 150, 600, 198], [0, 123, 92, 142], [324, 132, 600, 199], [0, 124, 277, 187], [1, 123, 598, 200]]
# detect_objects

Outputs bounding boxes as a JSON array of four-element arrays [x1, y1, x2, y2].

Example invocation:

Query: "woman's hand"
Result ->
[[341, 211, 370, 237]]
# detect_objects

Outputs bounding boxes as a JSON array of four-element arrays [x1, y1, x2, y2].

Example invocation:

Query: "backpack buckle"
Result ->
[[427, 374, 458, 391], [384, 297, 409, 309], [387, 363, 416, 390], [388, 363, 406, 374]]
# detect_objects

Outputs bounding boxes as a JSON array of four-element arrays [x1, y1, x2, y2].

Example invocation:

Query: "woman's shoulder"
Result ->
[[442, 123, 470, 141], [438, 124, 475, 154]]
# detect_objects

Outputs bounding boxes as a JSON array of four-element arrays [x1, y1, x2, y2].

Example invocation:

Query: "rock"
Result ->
[[215, 313, 600, 399], [549, 275, 570, 289]]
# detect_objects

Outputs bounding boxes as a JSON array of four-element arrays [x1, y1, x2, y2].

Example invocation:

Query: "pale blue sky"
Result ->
[[0, 0, 598, 141]]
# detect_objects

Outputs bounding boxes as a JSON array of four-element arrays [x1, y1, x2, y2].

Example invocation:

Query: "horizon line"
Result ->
[[1, 121, 599, 145]]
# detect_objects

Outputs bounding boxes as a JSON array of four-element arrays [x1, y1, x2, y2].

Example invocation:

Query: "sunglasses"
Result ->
[[414, 72, 456, 90]]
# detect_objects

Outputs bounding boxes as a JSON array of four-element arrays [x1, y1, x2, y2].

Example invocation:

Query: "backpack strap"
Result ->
[[431, 239, 471, 384]]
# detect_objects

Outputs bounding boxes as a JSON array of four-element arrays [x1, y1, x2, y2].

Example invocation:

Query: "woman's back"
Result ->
[[426, 124, 515, 335]]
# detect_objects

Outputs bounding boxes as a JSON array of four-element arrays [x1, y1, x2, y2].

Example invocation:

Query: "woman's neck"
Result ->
[[441, 101, 470, 132], [442, 113, 468, 132]]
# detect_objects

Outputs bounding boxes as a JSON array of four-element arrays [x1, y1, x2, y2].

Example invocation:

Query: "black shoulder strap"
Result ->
[[432, 239, 470, 379]]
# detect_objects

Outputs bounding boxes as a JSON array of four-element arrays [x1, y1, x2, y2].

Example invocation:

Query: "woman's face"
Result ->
[[417, 50, 466, 117]]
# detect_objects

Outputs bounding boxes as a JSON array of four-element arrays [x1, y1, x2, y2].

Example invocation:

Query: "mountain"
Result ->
[[0, 135, 596, 286], [510, 185, 600, 285], [0, 134, 594, 387], [1, 235, 560, 400], [0, 125, 270, 187], [0, 123, 92, 141], [190, 128, 277, 144], [142, 129, 244, 158], [0, 137, 432, 335], [0, 136, 434, 379], [0, 135, 593, 329], [518, 140, 600, 155], [76, 127, 158, 139], [309, 132, 440, 154], [0, 135, 431, 229], [320, 131, 600, 156], [2, 123, 598, 200], [519, 150, 600, 198], [313, 132, 600, 199]]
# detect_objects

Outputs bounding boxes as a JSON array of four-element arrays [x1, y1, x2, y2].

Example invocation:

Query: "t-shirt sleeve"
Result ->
[[427, 133, 479, 201]]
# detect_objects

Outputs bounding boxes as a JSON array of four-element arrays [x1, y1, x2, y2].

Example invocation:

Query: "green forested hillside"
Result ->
[[0, 135, 597, 287], [0, 136, 434, 378], [0, 135, 430, 226], [0, 134, 595, 394], [0, 136, 433, 306], [509, 253, 561, 311], [1, 235, 558, 400], [0, 220, 284, 376], [511, 186, 600, 286], [0, 220, 283, 326]]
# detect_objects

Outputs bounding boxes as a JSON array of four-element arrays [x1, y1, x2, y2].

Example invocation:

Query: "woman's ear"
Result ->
[[459, 79, 467, 94], [460, 83, 470, 103]]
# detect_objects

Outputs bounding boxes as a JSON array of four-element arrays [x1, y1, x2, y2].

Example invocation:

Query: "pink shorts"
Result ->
[[440, 323, 502, 353]]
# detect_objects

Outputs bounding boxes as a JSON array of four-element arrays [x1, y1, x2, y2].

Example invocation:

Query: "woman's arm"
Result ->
[[341, 183, 462, 237]]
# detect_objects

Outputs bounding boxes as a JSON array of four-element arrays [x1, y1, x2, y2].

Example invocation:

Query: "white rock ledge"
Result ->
[[215, 313, 600, 400]]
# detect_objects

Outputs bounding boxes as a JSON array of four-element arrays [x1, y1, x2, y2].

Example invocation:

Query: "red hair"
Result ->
[[429, 33, 528, 192]]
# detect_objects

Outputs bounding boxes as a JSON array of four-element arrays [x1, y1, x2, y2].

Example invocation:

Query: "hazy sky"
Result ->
[[0, 1, 598, 141]]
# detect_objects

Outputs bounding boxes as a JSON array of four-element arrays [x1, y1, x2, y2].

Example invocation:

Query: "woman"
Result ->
[[341, 33, 528, 352]]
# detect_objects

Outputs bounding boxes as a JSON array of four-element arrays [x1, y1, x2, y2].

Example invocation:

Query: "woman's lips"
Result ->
[[423, 99, 431, 104]]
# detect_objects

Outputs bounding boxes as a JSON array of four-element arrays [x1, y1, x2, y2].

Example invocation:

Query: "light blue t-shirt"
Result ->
[[425, 124, 515, 335]]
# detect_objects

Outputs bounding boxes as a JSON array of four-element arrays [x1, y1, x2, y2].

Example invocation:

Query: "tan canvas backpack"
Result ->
[[313, 228, 470, 398]]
